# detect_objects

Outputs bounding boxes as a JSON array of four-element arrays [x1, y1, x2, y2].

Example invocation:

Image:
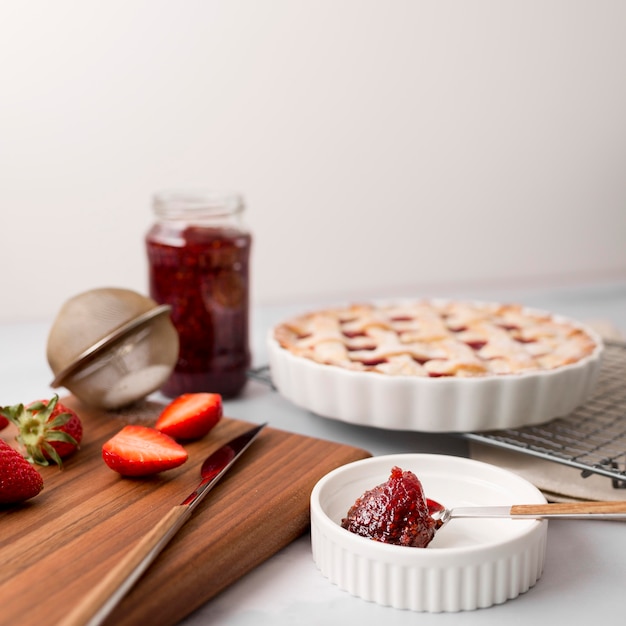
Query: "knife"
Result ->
[[60, 422, 267, 626]]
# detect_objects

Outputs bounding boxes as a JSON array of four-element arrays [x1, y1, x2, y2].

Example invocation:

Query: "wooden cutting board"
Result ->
[[0, 396, 370, 626]]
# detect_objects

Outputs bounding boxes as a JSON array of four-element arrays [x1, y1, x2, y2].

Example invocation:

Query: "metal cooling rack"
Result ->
[[247, 365, 275, 388], [464, 340, 626, 488], [248, 340, 626, 487]]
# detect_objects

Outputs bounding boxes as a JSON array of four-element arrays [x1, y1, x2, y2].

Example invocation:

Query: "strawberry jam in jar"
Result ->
[[146, 190, 251, 398]]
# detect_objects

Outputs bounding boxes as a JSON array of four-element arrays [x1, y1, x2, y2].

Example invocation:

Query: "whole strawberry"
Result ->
[[0, 439, 44, 504], [0, 395, 83, 467], [0, 415, 8, 431]]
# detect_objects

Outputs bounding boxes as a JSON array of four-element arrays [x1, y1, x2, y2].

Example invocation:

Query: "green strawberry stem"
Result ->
[[0, 394, 77, 467]]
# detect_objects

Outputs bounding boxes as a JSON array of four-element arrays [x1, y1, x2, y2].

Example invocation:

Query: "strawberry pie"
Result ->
[[273, 300, 598, 378]]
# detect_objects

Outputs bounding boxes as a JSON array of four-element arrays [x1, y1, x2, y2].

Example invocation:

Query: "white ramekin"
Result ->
[[310, 454, 548, 612]]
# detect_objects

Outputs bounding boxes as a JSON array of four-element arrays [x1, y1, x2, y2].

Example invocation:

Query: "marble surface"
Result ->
[[2, 280, 625, 625]]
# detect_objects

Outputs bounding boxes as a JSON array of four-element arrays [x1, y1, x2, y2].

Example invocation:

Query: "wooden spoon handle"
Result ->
[[59, 504, 191, 626], [511, 501, 626, 516]]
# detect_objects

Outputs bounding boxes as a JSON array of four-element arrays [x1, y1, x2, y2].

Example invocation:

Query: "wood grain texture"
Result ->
[[510, 501, 626, 515], [0, 396, 370, 626]]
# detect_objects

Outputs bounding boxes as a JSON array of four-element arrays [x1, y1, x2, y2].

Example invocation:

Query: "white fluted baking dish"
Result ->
[[268, 300, 603, 432]]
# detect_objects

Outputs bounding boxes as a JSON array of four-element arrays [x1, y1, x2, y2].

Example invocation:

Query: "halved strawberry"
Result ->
[[155, 393, 223, 441], [0, 439, 44, 504], [102, 425, 188, 477], [0, 395, 83, 467]]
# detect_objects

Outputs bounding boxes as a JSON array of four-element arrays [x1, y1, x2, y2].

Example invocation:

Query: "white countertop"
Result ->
[[2, 281, 625, 625]]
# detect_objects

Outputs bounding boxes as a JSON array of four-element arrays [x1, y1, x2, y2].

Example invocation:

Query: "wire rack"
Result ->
[[248, 340, 626, 487], [464, 340, 626, 488]]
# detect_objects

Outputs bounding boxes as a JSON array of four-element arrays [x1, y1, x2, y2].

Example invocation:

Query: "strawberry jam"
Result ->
[[146, 191, 251, 398], [341, 466, 436, 548]]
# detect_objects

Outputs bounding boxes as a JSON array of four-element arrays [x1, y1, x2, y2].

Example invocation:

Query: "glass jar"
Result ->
[[146, 190, 252, 398]]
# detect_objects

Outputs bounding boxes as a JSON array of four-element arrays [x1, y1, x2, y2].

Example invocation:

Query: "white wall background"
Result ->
[[1, 0, 625, 323]]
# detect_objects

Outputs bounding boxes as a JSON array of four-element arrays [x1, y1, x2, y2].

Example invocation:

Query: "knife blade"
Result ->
[[60, 422, 266, 626]]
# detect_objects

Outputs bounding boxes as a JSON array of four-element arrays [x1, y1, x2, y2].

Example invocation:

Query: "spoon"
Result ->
[[427, 498, 626, 529]]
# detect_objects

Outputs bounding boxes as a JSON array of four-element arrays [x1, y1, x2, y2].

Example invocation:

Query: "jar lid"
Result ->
[[153, 190, 244, 219]]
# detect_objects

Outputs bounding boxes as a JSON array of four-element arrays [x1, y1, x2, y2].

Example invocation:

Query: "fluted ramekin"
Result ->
[[310, 453, 548, 612]]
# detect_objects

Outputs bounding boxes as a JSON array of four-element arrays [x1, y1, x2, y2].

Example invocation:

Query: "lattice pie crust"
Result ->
[[273, 301, 598, 378]]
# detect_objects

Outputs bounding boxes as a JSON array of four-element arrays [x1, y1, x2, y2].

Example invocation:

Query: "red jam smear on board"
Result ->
[[146, 225, 251, 398], [341, 466, 437, 548]]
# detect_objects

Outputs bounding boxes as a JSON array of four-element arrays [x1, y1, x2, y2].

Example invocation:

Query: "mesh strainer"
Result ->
[[47, 287, 179, 410]]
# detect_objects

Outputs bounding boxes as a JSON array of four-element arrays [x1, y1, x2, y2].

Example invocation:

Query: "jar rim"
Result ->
[[153, 190, 244, 217]]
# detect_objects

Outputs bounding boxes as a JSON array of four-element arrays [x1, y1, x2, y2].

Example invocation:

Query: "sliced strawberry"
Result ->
[[1, 395, 83, 467], [102, 425, 188, 477], [0, 439, 44, 504], [155, 393, 223, 441]]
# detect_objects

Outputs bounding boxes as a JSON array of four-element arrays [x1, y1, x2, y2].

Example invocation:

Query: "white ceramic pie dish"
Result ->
[[267, 301, 604, 432], [310, 453, 548, 612]]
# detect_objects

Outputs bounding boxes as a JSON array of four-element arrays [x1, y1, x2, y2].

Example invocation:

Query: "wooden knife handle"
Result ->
[[59, 504, 192, 626], [511, 501, 626, 516]]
